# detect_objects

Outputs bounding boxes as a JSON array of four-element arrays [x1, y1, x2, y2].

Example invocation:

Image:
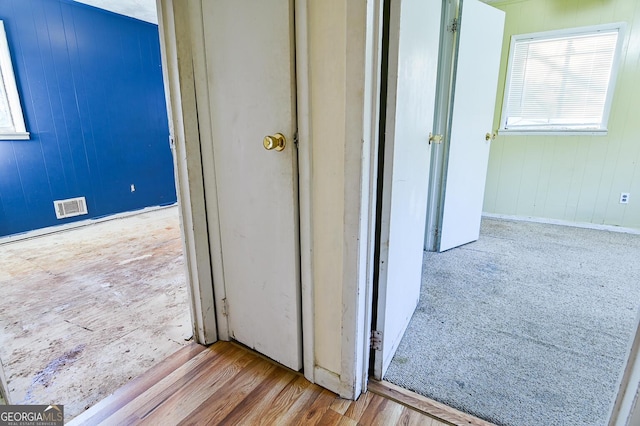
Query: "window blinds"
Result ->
[[503, 28, 619, 131]]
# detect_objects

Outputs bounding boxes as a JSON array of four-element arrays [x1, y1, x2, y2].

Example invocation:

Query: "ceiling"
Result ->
[[71, 0, 506, 27], [72, 0, 157, 24]]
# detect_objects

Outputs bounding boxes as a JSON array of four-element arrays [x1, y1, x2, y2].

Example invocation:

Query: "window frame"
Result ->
[[499, 22, 626, 136], [0, 20, 29, 140]]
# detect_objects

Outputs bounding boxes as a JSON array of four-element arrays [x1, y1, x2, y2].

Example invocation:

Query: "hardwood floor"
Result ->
[[69, 342, 452, 425]]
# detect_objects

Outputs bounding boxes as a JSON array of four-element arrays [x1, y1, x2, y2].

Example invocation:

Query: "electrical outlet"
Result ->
[[620, 192, 630, 204]]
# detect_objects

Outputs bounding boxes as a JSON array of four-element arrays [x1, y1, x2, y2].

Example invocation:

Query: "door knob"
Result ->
[[485, 132, 496, 141], [263, 133, 286, 151]]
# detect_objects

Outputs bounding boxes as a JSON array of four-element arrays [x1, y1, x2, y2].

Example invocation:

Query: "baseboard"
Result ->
[[0, 204, 178, 245], [482, 213, 640, 235], [314, 366, 341, 396]]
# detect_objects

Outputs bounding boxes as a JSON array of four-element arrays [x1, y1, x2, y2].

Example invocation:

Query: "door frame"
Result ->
[[424, 0, 457, 252], [157, 0, 218, 345], [362, 1, 640, 424], [156, 0, 383, 393], [294, 0, 385, 395], [610, 311, 640, 426]]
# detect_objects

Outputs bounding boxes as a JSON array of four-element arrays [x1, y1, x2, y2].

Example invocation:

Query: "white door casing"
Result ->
[[197, 0, 302, 371], [374, 0, 442, 380], [438, 0, 505, 252], [156, 0, 219, 345]]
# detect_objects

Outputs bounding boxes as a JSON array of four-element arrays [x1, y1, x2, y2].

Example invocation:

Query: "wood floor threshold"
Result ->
[[69, 341, 453, 425], [367, 380, 496, 426]]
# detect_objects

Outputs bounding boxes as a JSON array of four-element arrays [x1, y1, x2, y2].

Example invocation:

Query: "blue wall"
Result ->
[[0, 0, 176, 237]]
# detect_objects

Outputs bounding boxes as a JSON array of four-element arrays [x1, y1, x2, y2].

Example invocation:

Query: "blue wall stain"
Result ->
[[0, 0, 176, 237]]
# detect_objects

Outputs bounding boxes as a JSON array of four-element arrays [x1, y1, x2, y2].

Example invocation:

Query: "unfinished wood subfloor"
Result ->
[[70, 341, 451, 426], [0, 207, 190, 419]]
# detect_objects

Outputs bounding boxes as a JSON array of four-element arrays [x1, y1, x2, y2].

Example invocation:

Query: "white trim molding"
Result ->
[[339, 0, 384, 399], [0, 21, 29, 140], [610, 310, 640, 426], [0, 204, 176, 245], [156, 0, 218, 345], [482, 212, 640, 235], [294, 0, 316, 384]]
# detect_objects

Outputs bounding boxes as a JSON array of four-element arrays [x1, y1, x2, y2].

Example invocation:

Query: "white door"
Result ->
[[200, 0, 301, 370], [374, 0, 442, 380], [438, 0, 505, 252]]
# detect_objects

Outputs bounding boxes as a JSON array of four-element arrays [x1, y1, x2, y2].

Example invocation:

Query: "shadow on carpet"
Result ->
[[384, 218, 640, 426]]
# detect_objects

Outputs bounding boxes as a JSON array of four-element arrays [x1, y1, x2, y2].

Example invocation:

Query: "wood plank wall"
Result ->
[[484, 0, 640, 229]]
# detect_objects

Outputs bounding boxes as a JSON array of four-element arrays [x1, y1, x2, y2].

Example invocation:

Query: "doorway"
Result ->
[[0, 0, 191, 421], [371, 0, 504, 381], [369, 1, 640, 424], [0, 207, 191, 420]]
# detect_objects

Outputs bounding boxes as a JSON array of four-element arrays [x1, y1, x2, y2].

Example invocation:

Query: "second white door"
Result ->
[[374, 0, 442, 379], [438, 0, 505, 252]]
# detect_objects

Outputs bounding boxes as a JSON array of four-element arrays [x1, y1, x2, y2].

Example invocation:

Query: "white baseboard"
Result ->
[[482, 212, 640, 235], [1, 204, 178, 245], [314, 366, 341, 396]]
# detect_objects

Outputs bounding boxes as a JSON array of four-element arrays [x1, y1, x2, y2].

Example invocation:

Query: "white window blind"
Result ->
[[501, 24, 624, 134]]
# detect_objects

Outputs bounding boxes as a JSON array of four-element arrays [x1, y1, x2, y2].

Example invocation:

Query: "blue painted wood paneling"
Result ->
[[0, 0, 175, 237]]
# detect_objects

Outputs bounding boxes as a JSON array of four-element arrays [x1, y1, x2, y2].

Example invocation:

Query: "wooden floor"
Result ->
[[69, 342, 453, 425]]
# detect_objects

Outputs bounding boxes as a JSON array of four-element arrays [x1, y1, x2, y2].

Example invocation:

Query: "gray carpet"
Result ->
[[384, 218, 640, 426]]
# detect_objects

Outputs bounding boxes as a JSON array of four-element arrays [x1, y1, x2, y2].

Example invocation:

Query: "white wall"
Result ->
[[305, 0, 380, 397], [484, 0, 640, 230]]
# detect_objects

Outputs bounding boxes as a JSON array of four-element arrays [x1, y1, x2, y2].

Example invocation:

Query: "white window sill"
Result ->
[[499, 129, 608, 137], [0, 132, 30, 140]]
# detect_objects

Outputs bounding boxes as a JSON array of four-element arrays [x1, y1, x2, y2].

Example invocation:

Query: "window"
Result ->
[[0, 20, 28, 140], [500, 23, 625, 135]]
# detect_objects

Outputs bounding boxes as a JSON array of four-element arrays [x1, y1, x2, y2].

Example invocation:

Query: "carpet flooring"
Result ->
[[384, 218, 640, 426]]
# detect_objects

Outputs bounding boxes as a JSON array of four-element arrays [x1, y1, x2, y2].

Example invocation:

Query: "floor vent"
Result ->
[[54, 197, 88, 219]]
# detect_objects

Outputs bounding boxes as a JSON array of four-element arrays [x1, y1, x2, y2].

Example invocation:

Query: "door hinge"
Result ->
[[370, 330, 382, 351], [447, 18, 458, 33], [222, 298, 229, 317], [429, 132, 443, 145]]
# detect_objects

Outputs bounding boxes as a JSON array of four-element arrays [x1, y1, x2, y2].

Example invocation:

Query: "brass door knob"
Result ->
[[485, 132, 496, 141], [263, 133, 286, 151]]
